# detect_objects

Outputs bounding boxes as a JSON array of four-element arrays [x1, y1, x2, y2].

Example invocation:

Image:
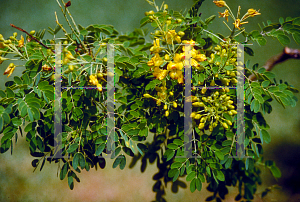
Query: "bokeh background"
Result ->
[[0, 0, 300, 201]]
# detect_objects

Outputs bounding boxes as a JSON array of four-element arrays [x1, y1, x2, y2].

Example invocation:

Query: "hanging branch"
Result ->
[[10, 24, 55, 53], [249, 47, 300, 81]]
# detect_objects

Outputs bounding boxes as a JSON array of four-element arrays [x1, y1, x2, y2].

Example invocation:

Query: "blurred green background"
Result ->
[[0, 0, 300, 201]]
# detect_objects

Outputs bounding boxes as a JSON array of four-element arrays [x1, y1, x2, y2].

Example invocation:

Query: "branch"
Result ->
[[249, 47, 300, 81], [10, 24, 55, 53]]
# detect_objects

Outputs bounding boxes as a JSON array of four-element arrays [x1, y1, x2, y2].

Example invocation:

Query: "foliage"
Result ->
[[0, 0, 298, 201]]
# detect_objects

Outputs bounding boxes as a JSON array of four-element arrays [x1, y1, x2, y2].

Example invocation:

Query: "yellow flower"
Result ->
[[233, 19, 248, 30], [177, 73, 184, 84], [157, 70, 168, 80], [151, 38, 161, 53], [167, 61, 177, 70], [166, 30, 181, 44], [218, 9, 229, 22], [147, 53, 163, 67], [18, 35, 24, 48], [182, 40, 196, 52], [3, 63, 16, 78], [213, 0, 226, 7], [191, 58, 199, 68], [195, 54, 207, 62], [153, 66, 162, 78], [247, 8, 261, 17]]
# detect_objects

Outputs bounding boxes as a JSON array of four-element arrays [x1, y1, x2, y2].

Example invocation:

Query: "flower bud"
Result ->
[[165, 110, 169, 117], [198, 122, 205, 129], [29, 30, 35, 35], [143, 94, 152, 98]]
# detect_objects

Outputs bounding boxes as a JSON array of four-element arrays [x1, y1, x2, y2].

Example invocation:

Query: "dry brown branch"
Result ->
[[249, 47, 300, 81]]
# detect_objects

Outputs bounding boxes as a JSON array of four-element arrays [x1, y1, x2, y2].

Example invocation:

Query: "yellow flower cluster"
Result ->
[[147, 38, 207, 84], [89, 75, 102, 92], [165, 30, 181, 44]]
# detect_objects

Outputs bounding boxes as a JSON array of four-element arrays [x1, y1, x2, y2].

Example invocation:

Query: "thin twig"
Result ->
[[55, 0, 88, 53], [10, 24, 55, 53]]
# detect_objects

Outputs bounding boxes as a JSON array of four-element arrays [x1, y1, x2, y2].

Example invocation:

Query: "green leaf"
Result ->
[[11, 118, 22, 127], [67, 143, 78, 153], [186, 171, 196, 181], [167, 143, 178, 149], [112, 156, 122, 168], [244, 47, 254, 56], [73, 152, 80, 170], [140, 16, 150, 27], [270, 165, 281, 178], [60, 162, 68, 180], [256, 37, 267, 46], [195, 178, 202, 191], [167, 150, 175, 161], [119, 155, 126, 170], [215, 151, 224, 160], [205, 15, 216, 25], [260, 129, 271, 144], [261, 80, 270, 88], [250, 99, 260, 113], [68, 172, 74, 190], [190, 178, 196, 193], [277, 34, 290, 45], [199, 73, 205, 82], [216, 170, 225, 181], [292, 33, 300, 44]]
